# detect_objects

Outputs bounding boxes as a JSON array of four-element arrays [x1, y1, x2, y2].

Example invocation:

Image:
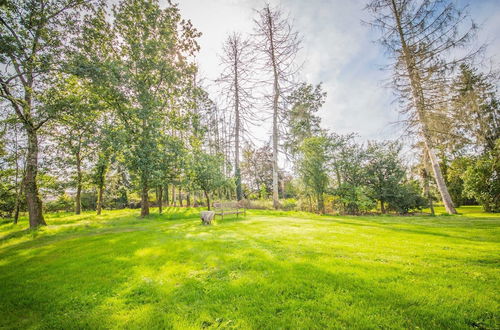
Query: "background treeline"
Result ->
[[0, 0, 498, 228]]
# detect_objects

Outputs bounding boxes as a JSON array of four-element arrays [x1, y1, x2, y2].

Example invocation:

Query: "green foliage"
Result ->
[[447, 157, 475, 207], [364, 141, 405, 211], [333, 184, 375, 215], [285, 82, 326, 156], [387, 181, 427, 214], [451, 64, 500, 152], [463, 145, 500, 212], [45, 194, 74, 213], [190, 152, 226, 198], [297, 136, 332, 213]]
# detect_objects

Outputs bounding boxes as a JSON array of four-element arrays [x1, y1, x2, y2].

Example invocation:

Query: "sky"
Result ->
[[174, 0, 500, 145]]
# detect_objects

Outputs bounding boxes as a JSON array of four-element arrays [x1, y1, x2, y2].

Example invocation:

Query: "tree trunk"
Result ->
[[75, 148, 82, 215], [204, 190, 211, 210], [391, 0, 456, 214], [141, 180, 149, 217], [381, 200, 386, 214], [267, 8, 280, 210], [179, 186, 183, 207], [25, 129, 46, 228], [234, 47, 243, 201], [164, 184, 169, 205], [186, 191, 191, 207], [425, 143, 455, 213], [172, 185, 176, 206], [96, 184, 104, 215], [158, 186, 163, 214], [317, 193, 325, 214]]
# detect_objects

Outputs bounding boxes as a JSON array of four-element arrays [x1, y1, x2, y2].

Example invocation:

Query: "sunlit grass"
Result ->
[[1, 206, 499, 329]]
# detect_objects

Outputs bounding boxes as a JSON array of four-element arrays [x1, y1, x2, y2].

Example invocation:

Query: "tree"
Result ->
[[46, 75, 101, 214], [191, 153, 226, 210], [241, 144, 274, 198], [218, 33, 256, 201], [297, 136, 331, 214], [285, 82, 326, 157], [254, 3, 300, 209], [364, 141, 405, 213], [78, 0, 200, 217], [0, 0, 97, 228], [366, 0, 478, 214], [463, 143, 500, 212], [451, 64, 499, 153]]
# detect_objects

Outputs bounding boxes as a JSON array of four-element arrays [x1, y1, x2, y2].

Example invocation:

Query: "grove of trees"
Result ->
[[0, 0, 498, 228]]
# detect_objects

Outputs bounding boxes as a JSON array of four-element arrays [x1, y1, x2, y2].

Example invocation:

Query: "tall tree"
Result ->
[[366, 0, 479, 214], [285, 82, 326, 157], [46, 75, 101, 214], [364, 141, 406, 213], [78, 0, 200, 217], [218, 33, 256, 201], [0, 0, 96, 227], [451, 64, 499, 152], [254, 3, 300, 209]]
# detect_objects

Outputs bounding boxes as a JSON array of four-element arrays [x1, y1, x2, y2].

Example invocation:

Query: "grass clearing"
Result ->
[[0, 206, 499, 329]]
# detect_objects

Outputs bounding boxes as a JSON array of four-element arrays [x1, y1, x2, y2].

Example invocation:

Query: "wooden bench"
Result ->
[[213, 201, 246, 220]]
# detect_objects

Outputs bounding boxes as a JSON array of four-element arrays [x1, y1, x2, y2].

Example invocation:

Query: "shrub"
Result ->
[[333, 184, 375, 215], [387, 183, 427, 214]]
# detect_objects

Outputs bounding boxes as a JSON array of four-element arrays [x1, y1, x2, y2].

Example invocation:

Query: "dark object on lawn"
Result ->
[[213, 201, 246, 220], [201, 211, 215, 225]]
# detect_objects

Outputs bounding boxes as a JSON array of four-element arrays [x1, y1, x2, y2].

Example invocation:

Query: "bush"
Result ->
[[333, 184, 375, 215], [281, 198, 297, 211], [387, 183, 427, 214]]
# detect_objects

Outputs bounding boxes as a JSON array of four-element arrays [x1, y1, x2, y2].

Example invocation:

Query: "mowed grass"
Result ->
[[0, 207, 499, 329]]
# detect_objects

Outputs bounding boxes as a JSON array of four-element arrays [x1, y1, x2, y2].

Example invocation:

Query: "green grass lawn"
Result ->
[[0, 206, 499, 329]]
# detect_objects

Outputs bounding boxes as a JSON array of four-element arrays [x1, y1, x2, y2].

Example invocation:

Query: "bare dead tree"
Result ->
[[217, 32, 257, 201], [254, 3, 300, 209], [366, 0, 480, 214]]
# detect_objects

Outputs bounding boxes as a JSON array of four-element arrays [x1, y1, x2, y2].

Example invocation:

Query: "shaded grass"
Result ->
[[0, 206, 499, 329]]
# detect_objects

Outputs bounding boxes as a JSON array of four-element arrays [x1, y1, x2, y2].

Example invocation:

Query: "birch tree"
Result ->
[[366, 0, 479, 214], [254, 3, 300, 209]]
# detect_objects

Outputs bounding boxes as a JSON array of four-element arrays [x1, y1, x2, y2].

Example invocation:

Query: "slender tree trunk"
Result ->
[[204, 190, 211, 211], [381, 200, 386, 214], [391, 0, 456, 214], [25, 128, 46, 228], [317, 193, 325, 214], [13, 126, 21, 224], [164, 184, 169, 205], [96, 184, 104, 215], [234, 48, 243, 201], [141, 179, 149, 217], [179, 186, 183, 207], [266, 8, 280, 209], [75, 148, 82, 215], [158, 186, 163, 214], [423, 166, 435, 216], [172, 185, 176, 206], [186, 191, 191, 207]]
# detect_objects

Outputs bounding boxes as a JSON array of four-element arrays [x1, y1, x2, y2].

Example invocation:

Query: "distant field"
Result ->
[[1, 206, 499, 329]]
